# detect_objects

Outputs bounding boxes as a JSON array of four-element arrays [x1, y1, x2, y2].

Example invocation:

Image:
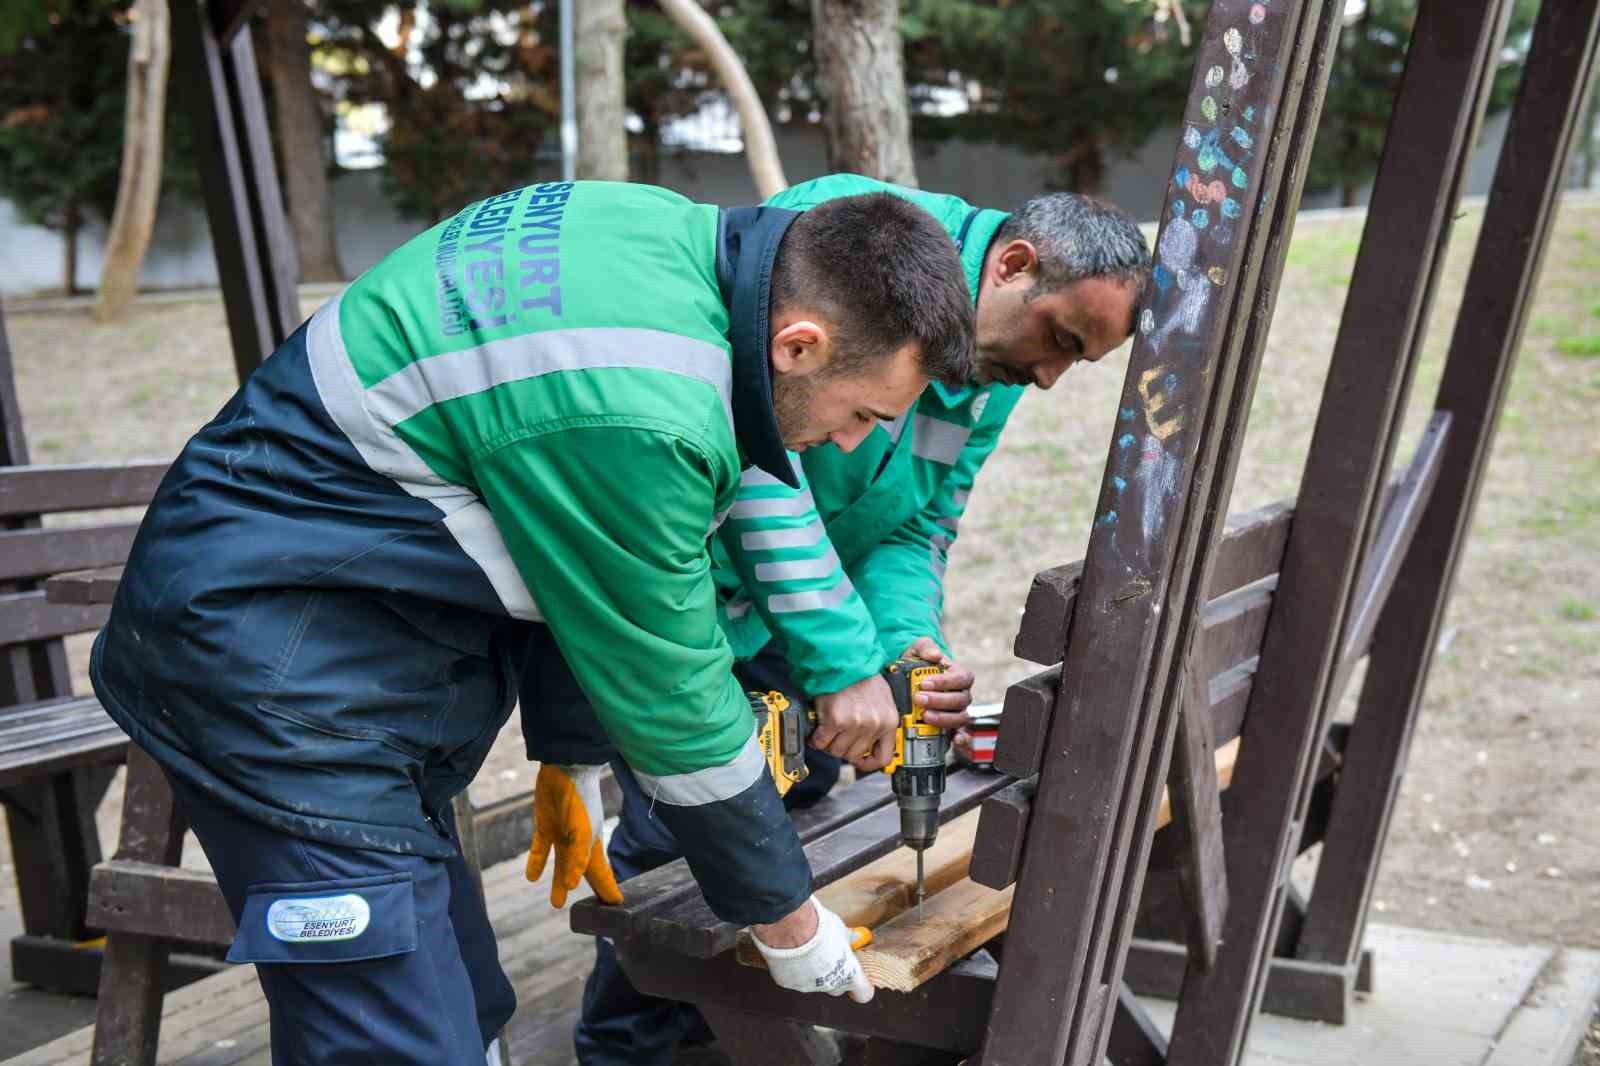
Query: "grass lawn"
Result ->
[[3, 195, 1597, 957]]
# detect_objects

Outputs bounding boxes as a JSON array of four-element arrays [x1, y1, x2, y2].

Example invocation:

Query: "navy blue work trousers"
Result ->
[[574, 647, 840, 1066], [172, 776, 515, 1066]]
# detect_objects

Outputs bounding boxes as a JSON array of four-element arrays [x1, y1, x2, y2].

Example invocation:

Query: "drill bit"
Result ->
[[915, 849, 925, 920]]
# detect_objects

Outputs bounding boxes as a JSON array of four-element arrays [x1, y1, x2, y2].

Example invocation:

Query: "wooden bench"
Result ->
[[0, 450, 175, 994]]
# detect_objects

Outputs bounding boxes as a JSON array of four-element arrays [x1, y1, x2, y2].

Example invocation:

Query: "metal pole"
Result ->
[[560, 0, 576, 181]]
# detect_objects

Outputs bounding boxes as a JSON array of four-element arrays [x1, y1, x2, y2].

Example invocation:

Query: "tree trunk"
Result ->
[[575, 0, 627, 181], [657, 0, 788, 196], [63, 198, 81, 297], [92, 0, 170, 321], [1341, 183, 1362, 208], [267, 0, 343, 282], [810, 0, 917, 186]]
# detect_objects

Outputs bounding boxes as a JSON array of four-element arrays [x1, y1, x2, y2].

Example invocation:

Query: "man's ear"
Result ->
[[990, 239, 1040, 287], [770, 317, 831, 378]]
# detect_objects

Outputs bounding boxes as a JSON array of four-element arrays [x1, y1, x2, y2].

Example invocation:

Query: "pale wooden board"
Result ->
[[857, 877, 1015, 993]]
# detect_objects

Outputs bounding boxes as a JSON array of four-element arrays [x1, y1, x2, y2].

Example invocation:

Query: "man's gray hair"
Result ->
[[995, 193, 1152, 296]]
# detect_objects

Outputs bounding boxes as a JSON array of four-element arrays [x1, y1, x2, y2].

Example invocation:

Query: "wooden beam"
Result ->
[[991, 666, 1057, 777], [856, 877, 1014, 994], [1165, 662, 1229, 974], [1328, 410, 1451, 704], [1168, 3, 1517, 1060], [1293, 0, 1600, 974], [0, 462, 166, 518]]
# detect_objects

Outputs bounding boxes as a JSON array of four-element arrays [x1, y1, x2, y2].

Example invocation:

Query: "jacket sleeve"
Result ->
[[715, 458, 893, 697], [474, 425, 811, 925], [848, 388, 1023, 660]]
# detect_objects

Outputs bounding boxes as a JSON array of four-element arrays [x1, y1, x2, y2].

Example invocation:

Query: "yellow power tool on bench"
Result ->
[[749, 657, 949, 917]]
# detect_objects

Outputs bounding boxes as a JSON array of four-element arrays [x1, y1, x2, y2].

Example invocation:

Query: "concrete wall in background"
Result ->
[[0, 109, 1572, 298]]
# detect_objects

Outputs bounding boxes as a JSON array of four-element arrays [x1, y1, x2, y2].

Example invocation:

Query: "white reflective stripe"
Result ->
[[879, 414, 909, 443], [724, 597, 753, 620], [633, 732, 766, 807], [308, 297, 546, 617], [707, 504, 733, 539], [931, 533, 952, 553], [951, 489, 970, 509], [739, 453, 801, 487], [741, 521, 825, 551], [768, 577, 855, 614], [731, 490, 816, 520], [938, 516, 960, 533], [755, 546, 841, 583], [912, 415, 971, 465], [366, 327, 733, 435], [443, 500, 543, 620]]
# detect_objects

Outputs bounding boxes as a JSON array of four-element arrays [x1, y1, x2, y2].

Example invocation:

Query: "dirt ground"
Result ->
[[2, 197, 1597, 971]]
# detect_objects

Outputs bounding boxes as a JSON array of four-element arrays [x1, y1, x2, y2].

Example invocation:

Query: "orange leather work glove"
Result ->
[[526, 763, 623, 908]]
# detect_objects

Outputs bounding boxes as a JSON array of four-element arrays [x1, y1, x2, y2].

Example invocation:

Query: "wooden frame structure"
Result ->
[[0, 0, 1593, 1061], [568, 1, 1600, 1063]]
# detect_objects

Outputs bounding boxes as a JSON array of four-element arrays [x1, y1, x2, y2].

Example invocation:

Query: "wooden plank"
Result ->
[[0, 592, 110, 645], [736, 809, 984, 970], [0, 527, 138, 584], [0, 724, 126, 789], [87, 862, 235, 947], [969, 778, 1036, 890], [91, 744, 190, 1066], [43, 566, 126, 606], [970, 741, 1240, 894], [702, 1005, 838, 1066], [1329, 410, 1451, 702], [1294, 0, 1600, 974], [1167, 4, 1517, 1061], [1196, 576, 1276, 682], [1012, 501, 1293, 668], [170, 0, 284, 380], [855, 877, 1013, 993], [990, 666, 1057, 777], [1123, 937, 1355, 1025], [0, 462, 166, 518], [1165, 658, 1228, 973], [1106, 984, 1169, 1066], [621, 946, 996, 1054], [645, 769, 1009, 958], [1065, 4, 1346, 1060], [570, 771, 895, 941]]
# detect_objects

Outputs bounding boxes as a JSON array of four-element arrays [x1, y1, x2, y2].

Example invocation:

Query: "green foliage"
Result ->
[[315, 0, 559, 222], [1561, 598, 1596, 622], [0, 0, 197, 234], [1556, 334, 1600, 358], [1307, 0, 1540, 202], [0, 1, 129, 236], [901, 0, 1207, 193]]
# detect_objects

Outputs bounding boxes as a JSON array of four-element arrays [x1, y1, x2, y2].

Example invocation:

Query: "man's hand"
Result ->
[[526, 764, 623, 908], [902, 637, 976, 729], [812, 673, 899, 772], [752, 897, 875, 1003]]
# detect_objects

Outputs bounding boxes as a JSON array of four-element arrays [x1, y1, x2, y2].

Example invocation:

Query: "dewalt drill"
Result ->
[[749, 657, 949, 914]]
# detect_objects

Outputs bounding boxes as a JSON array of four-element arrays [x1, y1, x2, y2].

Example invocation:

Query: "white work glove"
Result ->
[[752, 897, 875, 1003]]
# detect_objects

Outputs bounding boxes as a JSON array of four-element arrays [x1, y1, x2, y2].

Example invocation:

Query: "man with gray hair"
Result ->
[[519, 174, 1150, 1066]]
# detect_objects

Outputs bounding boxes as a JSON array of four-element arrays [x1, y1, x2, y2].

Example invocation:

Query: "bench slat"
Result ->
[[0, 725, 127, 788], [0, 590, 110, 644], [1013, 499, 1295, 665], [0, 461, 167, 517], [0, 524, 139, 582]]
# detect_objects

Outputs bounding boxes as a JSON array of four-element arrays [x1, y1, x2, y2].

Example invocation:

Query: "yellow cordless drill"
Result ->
[[749, 657, 949, 916]]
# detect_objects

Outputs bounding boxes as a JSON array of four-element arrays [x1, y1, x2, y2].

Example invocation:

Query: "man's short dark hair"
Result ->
[[996, 193, 1152, 322], [771, 192, 974, 387]]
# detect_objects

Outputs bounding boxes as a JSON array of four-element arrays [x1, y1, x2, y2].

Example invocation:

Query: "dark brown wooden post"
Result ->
[[978, 2, 1339, 1062], [170, 0, 298, 382], [1164, 1, 1516, 1061], [1293, 0, 1600, 973], [89, 746, 189, 1066]]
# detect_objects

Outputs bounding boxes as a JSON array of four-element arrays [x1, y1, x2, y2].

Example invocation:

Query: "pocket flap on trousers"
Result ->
[[228, 872, 417, 964]]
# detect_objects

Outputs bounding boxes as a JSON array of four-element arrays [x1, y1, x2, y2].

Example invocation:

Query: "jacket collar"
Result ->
[[716, 205, 802, 489], [933, 206, 1012, 406]]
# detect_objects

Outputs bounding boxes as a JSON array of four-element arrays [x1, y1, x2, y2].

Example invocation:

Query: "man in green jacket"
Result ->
[[523, 175, 1151, 1065], [89, 181, 976, 1065]]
